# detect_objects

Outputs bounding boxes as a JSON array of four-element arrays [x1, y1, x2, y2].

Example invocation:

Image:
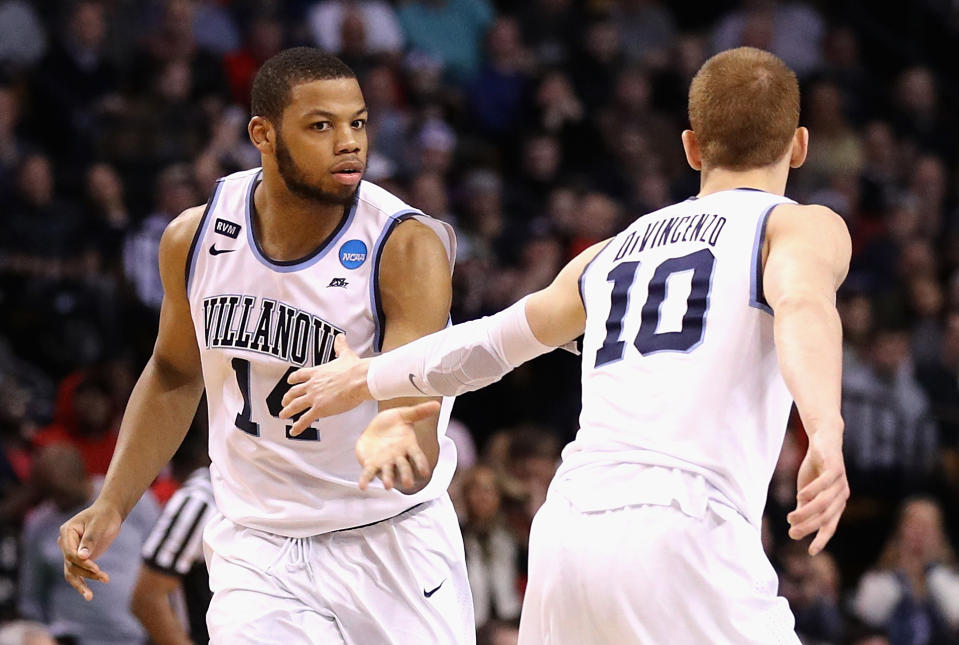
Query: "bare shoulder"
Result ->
[[382, 218, 448, 262], [763, 203, 851, 289], [160, 205, 207, 255], [767, 203, 850, 241], [158, 205, 206, 284]]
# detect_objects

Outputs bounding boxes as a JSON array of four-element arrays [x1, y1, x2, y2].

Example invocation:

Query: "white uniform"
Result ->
[[520, 188, 801, 645], [188, 168, 474, 644]]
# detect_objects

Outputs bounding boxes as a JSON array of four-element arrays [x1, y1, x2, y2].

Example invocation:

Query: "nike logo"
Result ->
[[408, 374, 428, 395], [209, 244, 235, 256], [423, 580, 445, 598]]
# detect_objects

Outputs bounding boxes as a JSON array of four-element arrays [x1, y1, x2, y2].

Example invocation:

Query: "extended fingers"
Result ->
[[358, 463, 379, 491], [408, 447, 430, 479], [796, 467, 842, 504], [394, 456, 415, 490], [788, 485, 847, 541], [280, 382, 308, 409], [287, 407, 319, 437], [286, 367, 313, 386], [399, 401, 441, 424], [809, 508, 843, 556], [64, 563, 93, 601], [279, 397, 310, 421]]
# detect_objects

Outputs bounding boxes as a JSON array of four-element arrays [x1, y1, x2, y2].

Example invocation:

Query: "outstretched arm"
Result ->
[[58, 207, 206, 600], [763, 203, 851, 556], [280, 240, 606, 425]]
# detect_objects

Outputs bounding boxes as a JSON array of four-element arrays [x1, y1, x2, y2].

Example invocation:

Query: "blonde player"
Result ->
[[281, 47, 851, 644], [57, 48, 474, 644]]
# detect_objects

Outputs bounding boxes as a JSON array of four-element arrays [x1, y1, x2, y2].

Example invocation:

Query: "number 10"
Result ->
[[595, 248, 716, 367]]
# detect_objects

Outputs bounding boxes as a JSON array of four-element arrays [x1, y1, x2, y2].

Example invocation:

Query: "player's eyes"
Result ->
[[352, 119, 367, 129], [310, 121, 332, 131]]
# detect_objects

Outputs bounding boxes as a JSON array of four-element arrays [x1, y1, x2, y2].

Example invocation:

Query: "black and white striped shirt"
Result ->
[[142, 468, 216, 574]]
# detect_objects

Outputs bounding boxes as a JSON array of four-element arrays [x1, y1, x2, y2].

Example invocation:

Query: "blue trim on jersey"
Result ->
[[369, 210, 421, 353], [577, 238, 615, 308], [185, 179, 224, 296], [244, 170, 359, 272], [749, 202, 779, 315]]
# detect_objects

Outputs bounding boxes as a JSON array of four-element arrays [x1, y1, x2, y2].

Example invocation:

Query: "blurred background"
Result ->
[[0, 1, 958, 644]]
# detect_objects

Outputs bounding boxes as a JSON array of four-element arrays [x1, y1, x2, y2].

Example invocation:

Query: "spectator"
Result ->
[[800, 79, 864, 185], [0, 82, 29, 199], [612, 0, 677, 67], [189, 0, 240, 55], [362, 63, 411, 170], [123, 164, 199, 310], [32, 371, 118, 477], [515, 0, 578, 68], [710, 0, 825, 78], [842, 318, 938, 500], [777, 540, 844, 644], [460, 465, 522, 629], [0, 1, 46, 72], [569, 17, 623, 111], [467, 16, 534, 141], [851, 498, 959, 645], [28, 0, 120, 168], [397, 0, 495, 83], [3, 153, 86, 278], [223, 14, 285, 110], [892, 67, 955, 162], [83, 163, 130, 275], [19, 444, 158, 645], [307, 0, 404, 58]]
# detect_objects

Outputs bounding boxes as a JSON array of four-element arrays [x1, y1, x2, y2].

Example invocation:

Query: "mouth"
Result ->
[[331, 163, 364, 186]]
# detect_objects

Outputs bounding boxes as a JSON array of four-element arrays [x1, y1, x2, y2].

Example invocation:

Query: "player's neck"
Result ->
[[252, 174, 350, 262], [697, 164, 788, 198]]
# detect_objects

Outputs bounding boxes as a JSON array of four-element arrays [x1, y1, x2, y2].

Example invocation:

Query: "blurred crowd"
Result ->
[[0, 0, 958, 644]]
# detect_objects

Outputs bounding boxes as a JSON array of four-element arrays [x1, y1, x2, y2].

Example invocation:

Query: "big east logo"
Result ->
[[339, 239, 368, 269]]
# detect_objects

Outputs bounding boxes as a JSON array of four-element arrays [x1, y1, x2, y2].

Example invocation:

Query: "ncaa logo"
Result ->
[[339, 239, 368, 269]]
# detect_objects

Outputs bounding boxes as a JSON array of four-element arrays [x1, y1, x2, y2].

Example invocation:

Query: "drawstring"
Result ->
[[285, 537, 315, 584]]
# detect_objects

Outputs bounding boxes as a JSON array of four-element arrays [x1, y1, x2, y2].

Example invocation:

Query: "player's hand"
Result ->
[[355, 401, 440, 492], [786, 430, 849, 556], [58, 501, 123, 600], [280, 334, 372, 436]]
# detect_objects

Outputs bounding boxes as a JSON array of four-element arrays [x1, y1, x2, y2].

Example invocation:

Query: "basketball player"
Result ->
[[58, 48, 474, 644], [280, 47, 851, 644]]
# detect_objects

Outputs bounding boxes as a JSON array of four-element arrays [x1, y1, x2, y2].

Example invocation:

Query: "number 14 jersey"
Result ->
[[562, 188, 795, 527], [186, 168, 457, 537]]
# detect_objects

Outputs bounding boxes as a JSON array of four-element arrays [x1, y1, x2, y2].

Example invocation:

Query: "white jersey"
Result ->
[[557, 188, 795, 527], [187, 168, 457, 537]]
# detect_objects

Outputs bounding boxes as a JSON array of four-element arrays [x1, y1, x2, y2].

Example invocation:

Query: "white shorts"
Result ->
[[203, 495, 475, 644], [519, 491, 800, 645]]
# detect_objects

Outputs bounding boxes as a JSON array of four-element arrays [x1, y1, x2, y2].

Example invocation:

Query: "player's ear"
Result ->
[[682, 130, 702, 171], [789, 127, 808, 169], [248, 116, 275, 154]]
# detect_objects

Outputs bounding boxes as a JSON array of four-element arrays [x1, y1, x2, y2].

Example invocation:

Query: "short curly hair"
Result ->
[[250, 47, 356, 123]]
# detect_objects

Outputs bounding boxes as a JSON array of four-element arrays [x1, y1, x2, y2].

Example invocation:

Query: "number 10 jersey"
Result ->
[[562, 188, 795, 528], [186, 168, 458, 537]]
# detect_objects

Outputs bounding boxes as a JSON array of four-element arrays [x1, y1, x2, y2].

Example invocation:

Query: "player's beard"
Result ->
[[274, 130, 358, 207]]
